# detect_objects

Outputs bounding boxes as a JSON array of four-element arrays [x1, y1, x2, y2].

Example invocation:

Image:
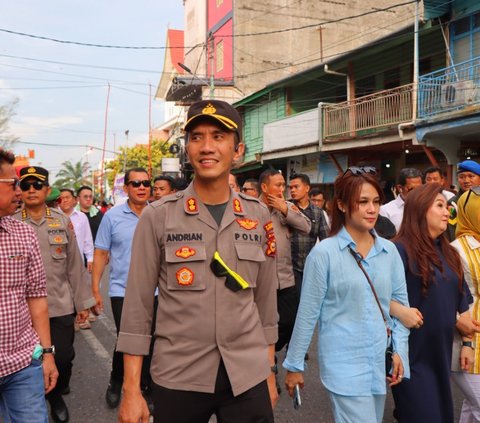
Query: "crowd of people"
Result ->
[[0, 98, 479, 423]]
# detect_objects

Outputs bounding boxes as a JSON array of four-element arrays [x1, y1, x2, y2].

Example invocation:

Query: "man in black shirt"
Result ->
[[76, 186, 103, 242]]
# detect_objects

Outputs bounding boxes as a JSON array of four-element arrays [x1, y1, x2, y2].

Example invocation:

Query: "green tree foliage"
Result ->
[[0, 99, 19, 150], [54, 160, 91, 191], [105, 139, 174, 187]]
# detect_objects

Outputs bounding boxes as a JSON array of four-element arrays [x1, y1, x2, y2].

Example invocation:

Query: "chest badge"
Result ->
[[53, 236, 63, 243], [176, 267, 194, 286], [236, 218, 258, 230], [186, 198, 198, 213], [175, 247, 196, 259], [233, 199, 243, 214]]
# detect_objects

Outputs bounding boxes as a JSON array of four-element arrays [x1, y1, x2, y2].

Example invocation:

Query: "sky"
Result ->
[[0, 1, 184, 179]]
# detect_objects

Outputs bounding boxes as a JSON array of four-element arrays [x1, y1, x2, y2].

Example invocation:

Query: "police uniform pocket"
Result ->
[[165, 243, 207, 291], [48, 230, 68, 259], [234, 244, 266, 288]]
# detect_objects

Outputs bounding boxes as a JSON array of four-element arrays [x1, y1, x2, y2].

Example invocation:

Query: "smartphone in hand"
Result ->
[[293, 384, 302, 409]]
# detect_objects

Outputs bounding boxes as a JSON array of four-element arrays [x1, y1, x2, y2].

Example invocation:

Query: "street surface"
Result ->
[[62, 268, 464, 422]]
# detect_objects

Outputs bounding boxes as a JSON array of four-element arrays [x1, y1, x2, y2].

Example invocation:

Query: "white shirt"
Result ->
[[68, 209, 94, 262], [380, 195, 404, 232], [442, 189, 455, 201]]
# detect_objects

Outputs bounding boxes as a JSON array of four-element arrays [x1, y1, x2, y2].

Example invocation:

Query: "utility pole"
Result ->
[[209, 32, 215, 99]]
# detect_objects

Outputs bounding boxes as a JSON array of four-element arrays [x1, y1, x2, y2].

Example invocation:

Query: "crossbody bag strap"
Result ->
[[348, 246, 391, 337]]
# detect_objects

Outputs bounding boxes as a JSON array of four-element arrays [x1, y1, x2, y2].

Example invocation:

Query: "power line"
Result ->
[[0, 53, 162, 74], [0, 27, 198, 50]]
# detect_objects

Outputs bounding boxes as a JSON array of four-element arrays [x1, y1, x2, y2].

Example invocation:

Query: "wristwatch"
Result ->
[[42, 345, 56, 355], [270, 364, 278, 375], [462, 341, 475, 350]]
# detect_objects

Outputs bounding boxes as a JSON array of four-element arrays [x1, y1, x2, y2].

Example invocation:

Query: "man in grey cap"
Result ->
[[117, 100, 279, 423], [447, 159, 480, 240]]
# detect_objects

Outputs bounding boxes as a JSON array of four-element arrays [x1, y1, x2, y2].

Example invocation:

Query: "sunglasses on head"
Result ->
[[127, 180, 151, 188], [463, 186, 480, 212], [342, 166, 377, 177], [20, 180, 47, 191], [210, 251, 250, 292]]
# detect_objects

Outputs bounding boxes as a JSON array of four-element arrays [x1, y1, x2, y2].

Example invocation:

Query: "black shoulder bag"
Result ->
[[348, 247, 394, 375]]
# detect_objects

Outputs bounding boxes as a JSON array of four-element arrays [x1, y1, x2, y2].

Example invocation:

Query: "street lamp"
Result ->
[[177, 62, 214, 99]]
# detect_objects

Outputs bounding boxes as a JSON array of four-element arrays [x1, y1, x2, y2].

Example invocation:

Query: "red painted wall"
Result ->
[[207, 0, 232, 30]]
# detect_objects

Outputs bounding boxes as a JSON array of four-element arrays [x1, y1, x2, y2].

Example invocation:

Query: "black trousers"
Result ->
[[46, 314, 75, 400], [110, 296, 157, 389], [275, 286, 299, 352], [152, 360, 274, 423]]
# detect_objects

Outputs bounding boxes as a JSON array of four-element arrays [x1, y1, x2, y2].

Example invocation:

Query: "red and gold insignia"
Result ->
[[264, 221, 273, 234], [55, 247, 63, 255], [176, 267, 194, 286], [186, 198, 198, 212], [233, 199, 243, 213], [53, 236, 63, 243], [266, 239, 276, 257], [236, 218, 258, 230], [175, 247, 196, 259]]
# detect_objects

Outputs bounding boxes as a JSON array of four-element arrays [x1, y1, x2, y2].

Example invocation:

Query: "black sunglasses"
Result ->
[[127, 180, 151, 188], [463, 186, 480, 212], [210, 252, 249, 292], [342, 166, 377, 177], [20, 180, 47, 191]]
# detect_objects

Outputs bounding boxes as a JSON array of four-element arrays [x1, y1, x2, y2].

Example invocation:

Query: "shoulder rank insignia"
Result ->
[[233, 198, 243, 214], [264, 221, 276, 257], [266, 239, 276, 257], [176, 267, 194, 286], [236, 218, 258, 230], [186, 198, 198, 213], [175, 247, 196, 259]]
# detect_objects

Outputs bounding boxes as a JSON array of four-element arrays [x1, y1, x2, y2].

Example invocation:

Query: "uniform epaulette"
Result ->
[[151, 191, 184, 208], [239, 192, 261, 203]]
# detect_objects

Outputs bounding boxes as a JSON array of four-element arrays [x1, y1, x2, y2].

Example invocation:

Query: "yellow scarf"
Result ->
[[456, 190, 480, 242]]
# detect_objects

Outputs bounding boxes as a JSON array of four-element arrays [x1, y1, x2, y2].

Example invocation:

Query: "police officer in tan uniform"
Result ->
[[14, 166, 95, 423], [117, 100, 279, 423], [259, 170, 311, 363]]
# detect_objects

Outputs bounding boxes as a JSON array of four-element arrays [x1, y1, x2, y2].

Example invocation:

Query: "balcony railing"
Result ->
[[418, 57, 480, 118], [322, 84, 414, 140]]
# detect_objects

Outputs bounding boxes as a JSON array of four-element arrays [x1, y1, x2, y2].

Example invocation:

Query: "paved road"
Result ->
[[61, 268, 464, 422]]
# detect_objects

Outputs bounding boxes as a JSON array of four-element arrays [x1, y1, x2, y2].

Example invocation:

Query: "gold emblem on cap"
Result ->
[[27, 167, 36, 173], [202, 103, 216, 115]]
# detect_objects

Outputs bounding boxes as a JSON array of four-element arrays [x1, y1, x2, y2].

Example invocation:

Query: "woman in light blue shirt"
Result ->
[[283, 167, 410, 423]]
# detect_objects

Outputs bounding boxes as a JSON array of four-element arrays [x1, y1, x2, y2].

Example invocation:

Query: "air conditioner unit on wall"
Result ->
[[440, 80, 476, 107]]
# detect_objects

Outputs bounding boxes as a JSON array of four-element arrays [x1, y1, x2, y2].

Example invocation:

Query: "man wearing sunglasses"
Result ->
[[117, 100, 279, 423], [0, 150, 59, 423], [13, 166, 95, 423], [92, 167, 155, 411]]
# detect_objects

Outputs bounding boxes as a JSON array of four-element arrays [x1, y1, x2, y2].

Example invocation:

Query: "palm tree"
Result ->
[[55, 160, 91, 191]]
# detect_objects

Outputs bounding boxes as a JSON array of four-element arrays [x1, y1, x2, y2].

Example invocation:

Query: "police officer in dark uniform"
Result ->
[[14, 166, 95, 423], [117, 100, 279, 423]]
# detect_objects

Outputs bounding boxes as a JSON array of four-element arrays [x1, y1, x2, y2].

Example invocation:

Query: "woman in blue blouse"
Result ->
[[284, 168, 409, 423]]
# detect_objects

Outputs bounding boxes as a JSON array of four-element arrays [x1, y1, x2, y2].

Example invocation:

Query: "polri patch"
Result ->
[[176, 267, 194, 286], [236, 218, 258, 230], [175, 247, 196, 259]]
